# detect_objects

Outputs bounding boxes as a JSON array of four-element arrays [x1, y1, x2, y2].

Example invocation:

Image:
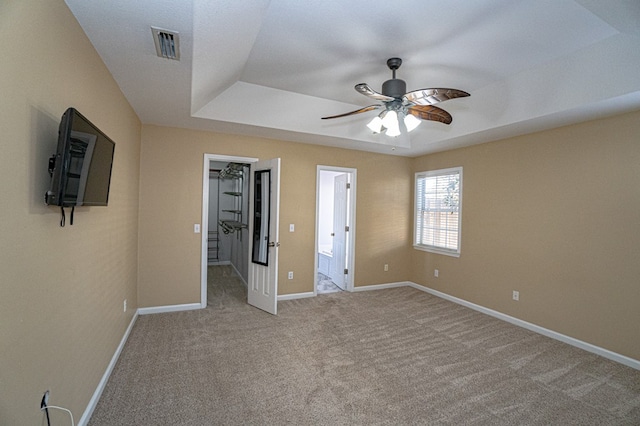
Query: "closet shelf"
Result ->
[[216, 162, 249, 242]]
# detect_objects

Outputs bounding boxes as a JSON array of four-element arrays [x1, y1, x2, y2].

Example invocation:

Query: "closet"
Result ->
[[208, 162, 250, 282]]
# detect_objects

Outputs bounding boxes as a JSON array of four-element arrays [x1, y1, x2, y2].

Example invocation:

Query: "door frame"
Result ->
[[314, 165, 357, 295], [200, 153, 258, 308]]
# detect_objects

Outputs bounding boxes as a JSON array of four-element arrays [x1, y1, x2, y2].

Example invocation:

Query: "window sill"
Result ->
[[413, 244, 460, 258]]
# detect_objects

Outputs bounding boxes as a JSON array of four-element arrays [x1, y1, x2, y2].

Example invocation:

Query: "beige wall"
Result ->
[[0, 1, 141, 424], [411, 110, 640, 361], [140, 111, 640, 362], [138, 125, 413, 307], [2, 2, 639, 424]]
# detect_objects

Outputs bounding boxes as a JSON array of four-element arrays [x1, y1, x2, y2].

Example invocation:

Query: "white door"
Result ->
[[330, 173, 348, 290], [248, 158, 280, 315]]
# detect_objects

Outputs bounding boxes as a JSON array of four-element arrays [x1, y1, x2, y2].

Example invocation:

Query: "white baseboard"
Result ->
[[278, 291, 315, 301], [405, 282, 640, 371], [279, 283, 409, 300], [138, 303, 202, 315], [352, 281, 411, 292], [78, 311, 138, 426]]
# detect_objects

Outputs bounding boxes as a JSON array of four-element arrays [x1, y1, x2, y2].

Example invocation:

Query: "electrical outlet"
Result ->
[[40, 390, 49, 409], [512, 290, 519, 301], [123, 299, 127, 312], [288, 271, 293, 279], [384, 264, 388, 271], [434, 269, 439, 278]]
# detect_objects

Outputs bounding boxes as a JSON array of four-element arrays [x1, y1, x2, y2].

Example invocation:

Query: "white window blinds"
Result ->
[[414, 167, 462, 256]]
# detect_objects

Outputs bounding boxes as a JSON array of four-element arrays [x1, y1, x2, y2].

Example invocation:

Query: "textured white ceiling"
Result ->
[[65, 0, 640, 156]]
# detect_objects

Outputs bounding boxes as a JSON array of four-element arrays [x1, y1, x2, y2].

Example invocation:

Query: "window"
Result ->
[[414, 167, 462, 257]]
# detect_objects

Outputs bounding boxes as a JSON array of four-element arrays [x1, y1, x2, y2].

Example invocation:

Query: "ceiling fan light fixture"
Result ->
[[404, 113, 421, 132], [381, 110, 401, 137], [381, 110, 398, 130], [386, 125, 401, 137], [367, 115, 384, 133]]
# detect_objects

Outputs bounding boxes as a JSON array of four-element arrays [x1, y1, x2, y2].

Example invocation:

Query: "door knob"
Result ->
[[268, 242, 280, 247]]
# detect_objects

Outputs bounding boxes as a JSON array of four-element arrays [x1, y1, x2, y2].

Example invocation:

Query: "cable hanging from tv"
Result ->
[[58, 206, 75, 227]]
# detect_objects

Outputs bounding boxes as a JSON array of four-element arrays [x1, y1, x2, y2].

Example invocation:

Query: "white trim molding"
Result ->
[[352, 281, 410, 292], [408, 282, 640, 371], [278, 291, 315, 301], [138, 303, 202, 315], [78, 311, 138, 426], [354, 280, 640, 371]]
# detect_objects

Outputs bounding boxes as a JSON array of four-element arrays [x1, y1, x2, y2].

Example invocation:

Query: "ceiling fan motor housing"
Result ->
[[382, 78, 406, 99]]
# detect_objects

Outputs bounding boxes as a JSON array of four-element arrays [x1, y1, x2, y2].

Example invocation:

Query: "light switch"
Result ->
[[194, 224, 201, 233], [289, 224, 295, 232]]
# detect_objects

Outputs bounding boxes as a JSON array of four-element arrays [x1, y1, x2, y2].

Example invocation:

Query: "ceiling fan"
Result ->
[[321, 58, 470, 137]]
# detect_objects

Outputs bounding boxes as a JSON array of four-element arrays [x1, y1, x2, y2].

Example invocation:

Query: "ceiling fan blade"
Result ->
[[321, 104, 381, 120], [355, 83, 395, 102], [407, 105, 453, 125], [403, 88, 470, 106]]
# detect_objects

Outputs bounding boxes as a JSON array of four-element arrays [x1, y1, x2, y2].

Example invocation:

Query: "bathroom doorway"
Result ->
[[315, 166, 356, 294]]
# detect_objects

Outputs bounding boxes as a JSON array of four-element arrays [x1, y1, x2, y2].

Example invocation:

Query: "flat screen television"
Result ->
[[45, 108, 115, 208]]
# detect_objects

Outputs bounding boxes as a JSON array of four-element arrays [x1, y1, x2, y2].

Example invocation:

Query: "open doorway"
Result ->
[[207, 161, 250, 274], [315, 166, 357, 295], [201, 154, 281, 315], [201, 154, 257, 308]]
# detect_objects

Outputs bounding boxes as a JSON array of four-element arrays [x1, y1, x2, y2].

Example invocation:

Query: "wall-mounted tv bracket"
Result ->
[[45, 154, 74, 227], [48, 155, 56, 176], [44, 155, 56, 205]]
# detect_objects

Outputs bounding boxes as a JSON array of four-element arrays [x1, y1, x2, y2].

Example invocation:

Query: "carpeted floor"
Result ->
[[89, 266, 640, 425]]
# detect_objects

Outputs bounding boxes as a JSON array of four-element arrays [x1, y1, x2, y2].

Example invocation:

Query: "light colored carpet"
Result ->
[[89, 266, 640, 425]]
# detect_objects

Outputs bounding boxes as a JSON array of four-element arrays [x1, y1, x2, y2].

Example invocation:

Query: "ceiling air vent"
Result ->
[[151, 27, 180, 60]]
